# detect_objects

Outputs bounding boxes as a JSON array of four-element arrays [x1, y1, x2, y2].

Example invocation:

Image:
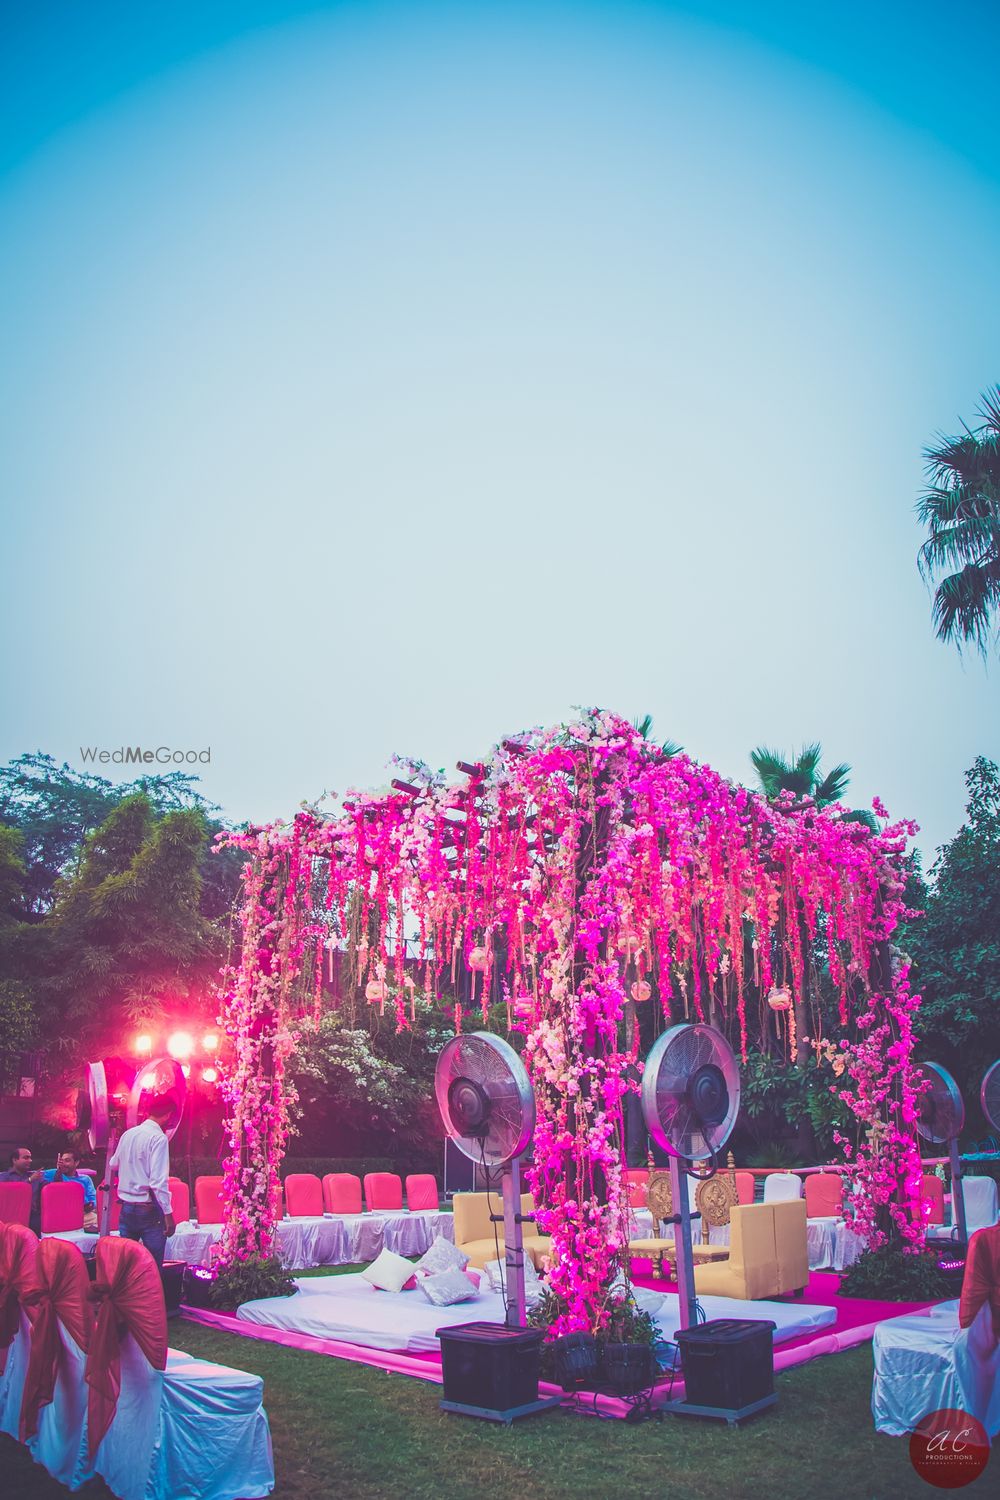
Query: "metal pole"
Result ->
[[949, 1138, 969, 1243], [671, 1156, 696, 1331], [503, 1157, 527, 1328]]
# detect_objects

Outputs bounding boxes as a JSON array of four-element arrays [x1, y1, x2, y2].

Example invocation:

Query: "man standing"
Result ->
[[40, 1148, 98, 1230], [107, 1094, 177, 1266]]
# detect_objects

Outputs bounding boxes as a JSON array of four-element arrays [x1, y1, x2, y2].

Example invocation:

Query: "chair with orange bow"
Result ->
[[84, 1235, 274, 1499], [19, 1236, 92, 1486], [0, 1222, 38, 1440]]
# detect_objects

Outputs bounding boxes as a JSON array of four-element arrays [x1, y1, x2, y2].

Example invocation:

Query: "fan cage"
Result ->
[[981, 1060, 1000, 1134], [915, 1062, 965, 1145], [641, 1023, 740, 1165], [435, 1031, 534, 1168]]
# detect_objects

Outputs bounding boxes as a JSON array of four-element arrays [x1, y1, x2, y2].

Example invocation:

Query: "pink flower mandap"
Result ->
[[215, 710, 926, 1331]]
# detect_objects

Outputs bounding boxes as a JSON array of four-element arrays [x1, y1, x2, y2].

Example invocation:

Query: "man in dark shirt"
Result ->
[[0, 1145, 33, 1180]]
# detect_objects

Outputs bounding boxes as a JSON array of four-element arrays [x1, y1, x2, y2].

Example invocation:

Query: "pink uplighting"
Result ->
[[167, 1030, 195, 1060], [202, 1033, 219, 1052], [134, 1033, 153, 1054]]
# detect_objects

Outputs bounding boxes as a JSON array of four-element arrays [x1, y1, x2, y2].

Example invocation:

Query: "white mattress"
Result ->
[[237, 1271, 836, 1353]]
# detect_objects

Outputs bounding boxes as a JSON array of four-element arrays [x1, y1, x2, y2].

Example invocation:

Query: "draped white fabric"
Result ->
[[0, 1309, 31, 1439], [872, 1301, 1000, 1437], [24, 1320, 89, 1488]]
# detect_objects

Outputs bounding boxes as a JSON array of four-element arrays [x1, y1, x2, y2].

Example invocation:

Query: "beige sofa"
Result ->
[[693, 1200, 809, 1300], [451, 1190, 553, 1270]]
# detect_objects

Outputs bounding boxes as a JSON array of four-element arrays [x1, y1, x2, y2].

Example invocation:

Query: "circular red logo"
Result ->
[[909, 1408, 991, 1488]]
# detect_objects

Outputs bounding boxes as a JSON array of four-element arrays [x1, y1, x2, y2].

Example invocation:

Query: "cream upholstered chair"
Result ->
[[451, 1191, 552, 1270], [762, 1171, 802, 1204], [693, 1201, 808, 1300]]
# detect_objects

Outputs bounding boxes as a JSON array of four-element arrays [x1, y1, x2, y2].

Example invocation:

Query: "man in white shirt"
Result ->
[[107, 1094, 177, 1266]]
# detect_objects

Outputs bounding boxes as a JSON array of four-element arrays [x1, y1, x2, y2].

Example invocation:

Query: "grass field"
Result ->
[[4, 1324, 995, 1500]]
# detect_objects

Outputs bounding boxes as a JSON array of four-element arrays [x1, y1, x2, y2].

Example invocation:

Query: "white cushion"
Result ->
[[416, 1234, 469, 1276], [483, 1256, 543, 1308], [417, 1268, 480, 1306], [360, 1248, 415, 1292]]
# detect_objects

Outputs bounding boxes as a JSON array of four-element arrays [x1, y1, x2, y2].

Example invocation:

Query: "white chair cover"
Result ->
[[26, 1319, 90, 1488], [763, 1172, 803, 1204], [926, 1176, 1000, 1241], [0, 1308, 31, 1438], [84, 1329, 275, 1499], [872, 1302, 1000, 1437]]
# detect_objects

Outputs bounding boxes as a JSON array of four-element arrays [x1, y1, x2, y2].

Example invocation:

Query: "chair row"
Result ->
[[623, 1166, 952, 1224], [0, 1171, 441, 1233]]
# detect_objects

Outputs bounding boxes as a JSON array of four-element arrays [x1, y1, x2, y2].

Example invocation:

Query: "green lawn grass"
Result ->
[[4, 1310, 995, 1499]]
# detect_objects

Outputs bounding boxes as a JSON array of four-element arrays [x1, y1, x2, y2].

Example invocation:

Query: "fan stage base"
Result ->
[[663, 1392, 777, 1426], [439, 1394, 564, 1425]]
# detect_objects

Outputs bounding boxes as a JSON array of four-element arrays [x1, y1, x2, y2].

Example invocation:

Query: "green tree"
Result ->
[[35, 794, 223, 1064], [917, 386, 1000, 657], [903, 757, 1000, 1112], [0, 826, 38, 1089]]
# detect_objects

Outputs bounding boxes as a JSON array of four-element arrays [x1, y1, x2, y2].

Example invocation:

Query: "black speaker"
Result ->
[[160, 1260, 185, 1317]]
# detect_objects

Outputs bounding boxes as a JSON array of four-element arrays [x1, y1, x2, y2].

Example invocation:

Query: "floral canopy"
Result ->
[[217, 711, 926, 1331]]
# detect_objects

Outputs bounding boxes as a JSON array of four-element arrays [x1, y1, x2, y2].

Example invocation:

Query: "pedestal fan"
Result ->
[[640, 1023, 741, 1333], [434, 1031, 535, 1327], [917, 1062, 967, 1245], [981, 1061, 1000, 1138]]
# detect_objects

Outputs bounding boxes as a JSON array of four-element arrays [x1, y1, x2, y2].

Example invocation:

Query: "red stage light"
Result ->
[[201, 1066, 218, 1084], [202, 1033, 219, 1052], [135, 1034, 154, 1055], [167, 1030, 194, 1060]]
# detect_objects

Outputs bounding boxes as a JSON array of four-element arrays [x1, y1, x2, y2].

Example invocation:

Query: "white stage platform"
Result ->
[[236, 1271, 837, 1354]]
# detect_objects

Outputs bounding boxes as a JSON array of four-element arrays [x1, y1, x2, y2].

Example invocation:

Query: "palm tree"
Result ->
[[632, 714, 682, 759], [917, 386, 1000, 658], [750, 743, 851, 807]]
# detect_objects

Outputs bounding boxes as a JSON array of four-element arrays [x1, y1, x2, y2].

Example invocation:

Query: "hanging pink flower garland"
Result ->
[[216, 711, 923, 1315]]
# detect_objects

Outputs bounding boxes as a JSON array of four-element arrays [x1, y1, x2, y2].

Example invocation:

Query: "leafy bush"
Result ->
[[838, 1246, 949, 1302], [208, 1254, 295, 1310]]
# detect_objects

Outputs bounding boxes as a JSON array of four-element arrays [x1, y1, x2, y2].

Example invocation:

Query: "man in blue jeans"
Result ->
[[107, 1094, 177, 1266]]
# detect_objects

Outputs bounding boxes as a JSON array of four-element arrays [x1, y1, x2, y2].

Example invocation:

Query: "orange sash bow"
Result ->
[[0, 1222, 37, 1375], [20, 1236, 92, 1440], [84, 1236, 167, 1455]]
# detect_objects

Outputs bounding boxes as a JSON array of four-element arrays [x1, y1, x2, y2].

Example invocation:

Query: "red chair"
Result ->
[[624, 1169, 648, 1208], [284, 1174, 323, 1218], [168, 1178, 190, 1223], [322, 1173, 362, 1215], [40, 1182, 84, 1233], [0, 1181, 32, 1227], [97, 1188, 122, 1233], [405, 1174, 439, 1212], [921, 1173, 945, 1226], [363, 1173, 403, 1212], [194, 1176, 224, 1225], [805, 1172, 843, 1218], [734, 1171, 756, 1205]]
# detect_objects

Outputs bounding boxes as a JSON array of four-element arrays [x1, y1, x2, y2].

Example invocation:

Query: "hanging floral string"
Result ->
[[216, 710, 923, 1319]]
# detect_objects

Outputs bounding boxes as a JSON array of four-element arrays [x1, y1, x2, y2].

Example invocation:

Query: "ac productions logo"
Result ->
[[909, 1408, 990, 1488], [79, 745, 211, 767]]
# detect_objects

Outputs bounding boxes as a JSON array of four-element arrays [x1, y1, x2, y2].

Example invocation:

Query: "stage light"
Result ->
[[202, 1033, 219, 1052], [167, 1030, 194, 1060], [180, 1064, 191, 1078], [135, 1034, 153, 1055], [201, 1066, 218, 1084]]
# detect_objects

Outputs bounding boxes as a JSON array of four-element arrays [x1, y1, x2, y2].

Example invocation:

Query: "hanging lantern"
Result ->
[[616, 929, 641, 956], [365, 979, 387, 1003], [513, 994, 534, 1019], [469, 946, 489, 972], [630, 980, 652, 1003], [767, 985, 792, 1012]]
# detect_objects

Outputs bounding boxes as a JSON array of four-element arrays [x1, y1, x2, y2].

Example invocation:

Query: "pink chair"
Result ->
[[40, 1181, 84, 1233], [405, 1174, 439, 1212], [168, 1178, 190, 1224], [0, 1181, 32, 1227], [921, 1173, 945, 1226], [624, 1169, 648, 1208], [805, 1172, 843, 1218], [322, 1174, 363, 1215], [194, 1176, 224, 1225], [734, 1171, 756, 1205], [364, 1173, 403, 1212], [284, 1174, 323, 1218], [97, 1188, 122, 1233]]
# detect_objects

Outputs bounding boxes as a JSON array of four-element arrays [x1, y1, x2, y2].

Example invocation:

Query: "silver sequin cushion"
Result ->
[[415, 1234, 469, 1276], [417, 1267, 479, 1307]]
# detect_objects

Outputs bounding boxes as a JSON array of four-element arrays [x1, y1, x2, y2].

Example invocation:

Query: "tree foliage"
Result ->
[[903, 756, 1000, 1111], [917, 386, 1000, 658]]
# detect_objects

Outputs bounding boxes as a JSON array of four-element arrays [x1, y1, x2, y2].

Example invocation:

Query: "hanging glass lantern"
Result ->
[[767, 985, 792, 1012]]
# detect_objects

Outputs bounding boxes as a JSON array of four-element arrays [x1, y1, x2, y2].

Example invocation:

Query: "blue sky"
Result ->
[[1, 1, 997, 861]]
